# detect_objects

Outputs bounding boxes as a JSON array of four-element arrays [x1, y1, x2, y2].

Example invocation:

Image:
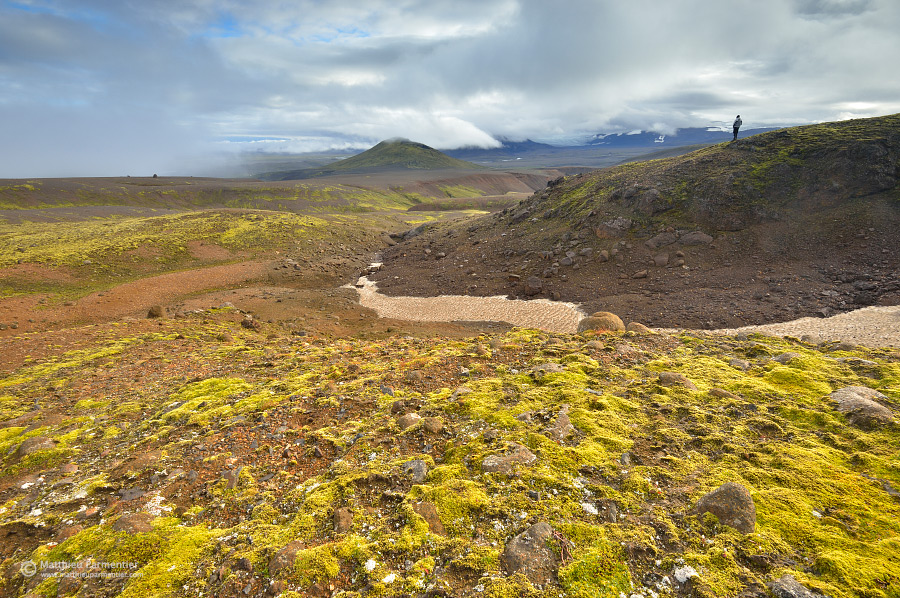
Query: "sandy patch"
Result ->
[[349, 276, 586, 334], [351, 275, 900, 348], [706, 305, 900, 348]]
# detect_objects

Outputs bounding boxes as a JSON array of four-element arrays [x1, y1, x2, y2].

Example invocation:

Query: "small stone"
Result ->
[[269, 540, 304, 575], [412, 501, 445, 535], [653, 253, 669, 267], [500, 522, 561, 586], [403, 459, 429, 484], [482, 442, 536, 475], [334, 507, 353, 534], [397, 413, 422, 430], [632, 269, 648, 279], [768, 574, 828, 598], [694, 482, 756, 533], [147, 305, 167, 318], [658, 371, 698, 391], [577, 311, 625, 333]]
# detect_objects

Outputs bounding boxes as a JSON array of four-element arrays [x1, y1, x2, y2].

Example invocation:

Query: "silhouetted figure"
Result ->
[[732, 115, 742, 141]]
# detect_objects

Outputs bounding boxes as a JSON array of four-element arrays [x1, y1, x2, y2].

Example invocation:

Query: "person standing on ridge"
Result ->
[[732, 115, 742, 141]]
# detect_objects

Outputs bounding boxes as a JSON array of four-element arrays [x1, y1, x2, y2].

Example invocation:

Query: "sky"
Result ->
[[2, 0, 899, 177]]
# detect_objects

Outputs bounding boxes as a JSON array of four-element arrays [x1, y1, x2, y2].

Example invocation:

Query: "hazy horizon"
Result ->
[[2, 0, 900, 178]]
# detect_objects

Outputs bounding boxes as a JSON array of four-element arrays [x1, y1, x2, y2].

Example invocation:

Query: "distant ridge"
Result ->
[[259, 138, 485, 180]]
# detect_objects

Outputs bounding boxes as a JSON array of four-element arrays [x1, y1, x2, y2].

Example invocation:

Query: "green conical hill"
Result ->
[[266, 138, 486, 180]]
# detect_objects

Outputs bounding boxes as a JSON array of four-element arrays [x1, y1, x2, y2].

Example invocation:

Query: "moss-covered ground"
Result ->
[[0, 313, 897, 597]]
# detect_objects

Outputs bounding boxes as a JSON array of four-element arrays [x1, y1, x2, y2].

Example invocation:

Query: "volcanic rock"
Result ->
[[577, 311, 625, 333], [112, 512, 154, 535], [828, 386, 894, 429], [501, 522, 561, 586], [482, 442, 537, 475], [658, 371, 698, 391], [768, 574, 828, 598], [694, 482, 756, 533], [679, 231, 714, 245], [333, 507, 353, 534], [412, 501, 445, 535]]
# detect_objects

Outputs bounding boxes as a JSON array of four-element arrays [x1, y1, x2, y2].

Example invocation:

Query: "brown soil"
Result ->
[[0, 253, 514, 373], [369, 215, 900, 331]]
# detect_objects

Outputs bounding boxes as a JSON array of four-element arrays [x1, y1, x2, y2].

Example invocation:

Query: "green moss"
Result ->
[[558, 543, 631, 598], [157, 377, 253, 427], [763, 366, 833, 398], [450, 545, 500, 573], [293, 543, 342, 585], [410, 479, 489, 537], [74, 398, 109, 410]]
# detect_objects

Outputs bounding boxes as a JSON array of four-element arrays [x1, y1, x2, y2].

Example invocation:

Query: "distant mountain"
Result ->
[[446, 138, 558, 160], [259, 138, 484, 180], [587, 127, 779, 148], [443, 129, 783, 169]]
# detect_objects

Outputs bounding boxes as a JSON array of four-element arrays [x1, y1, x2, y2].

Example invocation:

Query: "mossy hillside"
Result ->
[[0, 177, 436, 213], [499, 113, 900, 238], [0, 316, 898, 597], [0, 211, 325, 270], [0, 208, 393, 301]]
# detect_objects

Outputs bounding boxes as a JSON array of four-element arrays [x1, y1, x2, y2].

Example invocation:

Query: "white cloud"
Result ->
[[1, 0, 899, 176]]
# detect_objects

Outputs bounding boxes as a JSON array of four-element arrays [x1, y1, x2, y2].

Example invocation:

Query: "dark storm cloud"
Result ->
[[1, 0, 899, 176]]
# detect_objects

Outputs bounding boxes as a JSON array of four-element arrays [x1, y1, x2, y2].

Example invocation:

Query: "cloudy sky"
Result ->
[[2, 0, 899, 177]]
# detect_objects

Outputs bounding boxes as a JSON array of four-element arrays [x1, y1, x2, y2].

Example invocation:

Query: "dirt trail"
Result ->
[[0, 261, 268, 336]]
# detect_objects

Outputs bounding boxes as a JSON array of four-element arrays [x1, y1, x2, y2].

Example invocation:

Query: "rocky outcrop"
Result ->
[[828, 386, 894, 429]]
